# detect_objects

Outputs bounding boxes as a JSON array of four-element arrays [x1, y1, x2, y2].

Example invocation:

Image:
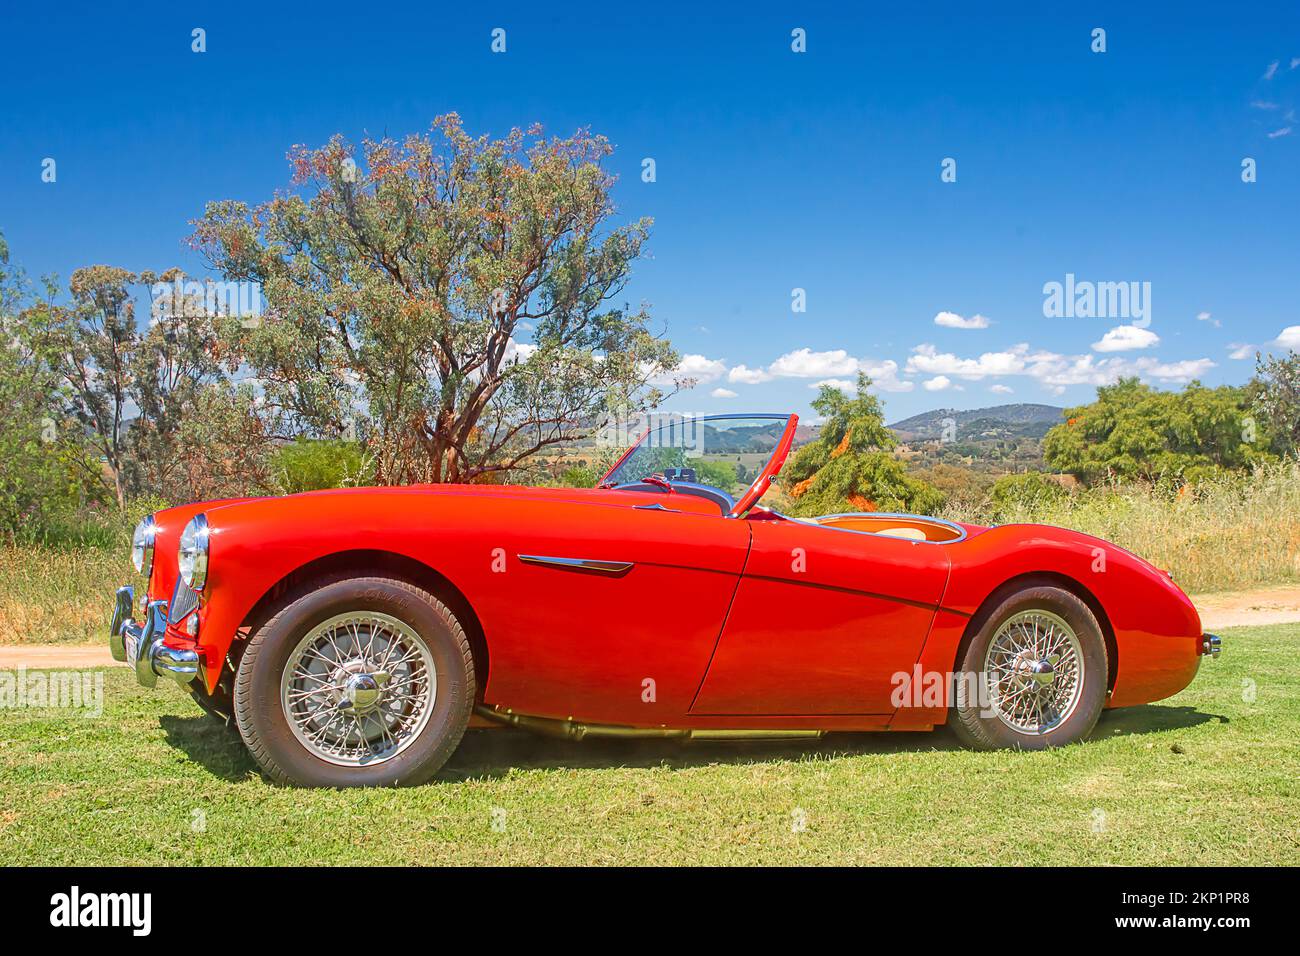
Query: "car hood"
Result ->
[[159, 482, 727, 526]]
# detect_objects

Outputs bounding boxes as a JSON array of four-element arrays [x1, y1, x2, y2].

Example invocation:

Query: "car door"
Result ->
[[690, 517, 951, 715], [479, 498, 752, 726]]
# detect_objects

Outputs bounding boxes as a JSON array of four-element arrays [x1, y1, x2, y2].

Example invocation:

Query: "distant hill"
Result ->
[[888, 403, 1064, 442]]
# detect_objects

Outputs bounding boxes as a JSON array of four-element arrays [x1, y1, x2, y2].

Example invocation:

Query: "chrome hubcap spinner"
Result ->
[[984, 609, 1084, 735], [281, 611, 436, 767]]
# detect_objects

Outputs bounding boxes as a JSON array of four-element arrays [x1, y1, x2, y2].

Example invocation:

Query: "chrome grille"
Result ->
[[168, 576, 200, 623]]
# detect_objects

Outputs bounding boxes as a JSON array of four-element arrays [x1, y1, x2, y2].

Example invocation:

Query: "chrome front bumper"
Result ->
[[108, 585, 201, 687]]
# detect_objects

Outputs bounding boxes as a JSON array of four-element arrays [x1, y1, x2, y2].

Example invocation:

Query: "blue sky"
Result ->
[[2, 1, 1298, 421]]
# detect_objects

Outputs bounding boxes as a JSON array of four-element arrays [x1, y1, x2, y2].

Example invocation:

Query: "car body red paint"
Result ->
[[134, 411, 1207, 736]]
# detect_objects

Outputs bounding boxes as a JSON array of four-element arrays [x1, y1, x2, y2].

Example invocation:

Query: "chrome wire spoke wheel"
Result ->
[[983, 609, 1084, 735], [280, 611, 436, 767]]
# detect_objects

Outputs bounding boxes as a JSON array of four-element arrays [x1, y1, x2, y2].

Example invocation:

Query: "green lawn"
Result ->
[[2, 623, 1296, 865]]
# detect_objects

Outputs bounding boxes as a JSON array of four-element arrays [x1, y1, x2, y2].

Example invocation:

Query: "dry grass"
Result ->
[[0, 545, 130, 645], [941, 462, 1300, 593]]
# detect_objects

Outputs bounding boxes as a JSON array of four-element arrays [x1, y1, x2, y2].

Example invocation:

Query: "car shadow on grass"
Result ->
[[157, 703, 1227, 785], [160, 714, 257, 782], [444, 704, 1227, 780], [440, 728, 957, 780], [1089, 703, 1227, 741]]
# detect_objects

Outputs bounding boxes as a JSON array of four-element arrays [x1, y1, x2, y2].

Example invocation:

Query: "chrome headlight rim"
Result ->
[[131, 514, 157, 577], [178, 513, 211, 591]]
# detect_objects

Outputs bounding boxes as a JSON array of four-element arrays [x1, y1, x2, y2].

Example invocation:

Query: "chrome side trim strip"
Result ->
[[517, 554, 634, 575]]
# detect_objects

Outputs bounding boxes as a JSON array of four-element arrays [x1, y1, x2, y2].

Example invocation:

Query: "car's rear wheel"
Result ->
[[233, 575, 474, 787], [950, 584, 1108, 750]]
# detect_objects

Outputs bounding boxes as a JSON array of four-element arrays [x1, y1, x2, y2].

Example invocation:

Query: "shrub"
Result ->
[[559, 466, 598, 488], [274, 439, 374, 494], [785, 374, 944, 517], [988, 471, 1069, 520]]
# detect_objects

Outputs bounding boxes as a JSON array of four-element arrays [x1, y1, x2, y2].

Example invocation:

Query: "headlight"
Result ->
[[178, 514, 211, 590], [131, 515, 157, 577]]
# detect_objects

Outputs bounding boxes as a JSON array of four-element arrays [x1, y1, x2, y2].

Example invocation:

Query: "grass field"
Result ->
[[2, 623, 1295, 865]]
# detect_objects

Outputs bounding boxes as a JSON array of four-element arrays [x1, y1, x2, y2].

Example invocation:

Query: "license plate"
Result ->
[[125, 633, 140, 666]]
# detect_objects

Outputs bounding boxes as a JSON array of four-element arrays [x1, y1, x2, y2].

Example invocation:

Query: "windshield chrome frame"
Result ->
[[598, 413, 795, 510]]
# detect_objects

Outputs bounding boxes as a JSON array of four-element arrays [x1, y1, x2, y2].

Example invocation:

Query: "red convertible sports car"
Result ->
[[109, 412, 1220, 787]]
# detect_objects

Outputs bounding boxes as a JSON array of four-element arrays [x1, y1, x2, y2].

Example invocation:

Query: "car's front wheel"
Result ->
[[233, 575, 474, 787], [950, 583, 1108, 750]]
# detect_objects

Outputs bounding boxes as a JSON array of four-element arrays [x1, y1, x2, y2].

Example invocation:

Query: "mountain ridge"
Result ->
[[888, 403, 1064, 441]]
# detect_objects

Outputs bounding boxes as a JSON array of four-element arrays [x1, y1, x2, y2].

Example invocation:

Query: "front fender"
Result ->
[[192, 491, 480, 692]]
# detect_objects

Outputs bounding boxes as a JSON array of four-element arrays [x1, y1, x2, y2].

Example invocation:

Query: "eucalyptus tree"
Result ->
[[190, 114, 681, 484]]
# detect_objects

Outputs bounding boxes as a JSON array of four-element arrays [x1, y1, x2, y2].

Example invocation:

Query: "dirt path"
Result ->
[[1, 586, 1296, 671], [1193, 585, 1300, 631]]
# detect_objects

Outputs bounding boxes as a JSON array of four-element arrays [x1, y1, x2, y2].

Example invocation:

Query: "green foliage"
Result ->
[[558, 466, 598, 488], [784, 374, 944, 517], [191, 115, 680, 485], [987, 472, 1069, 521], [1251, 350, 1300, 456], [1043, 377, 1271, 485], [0, 234, 103, 540], [274, 439, 374, 494], [685, 457, 738, 491], [908, 463, 994, 510], [26, 265, 276, 508]]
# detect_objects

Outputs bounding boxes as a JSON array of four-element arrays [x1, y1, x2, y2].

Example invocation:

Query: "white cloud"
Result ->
[[858, 359, 914, 392], [1196, 311, 1221, 328], [1275, 326, 1300, 351], [1033, 354, 1215, 387], [728, 349, 913, 392], [727, 364, 772, 385], [503, 339, 537, 364], [923, 375, 953, 391], [1092, 325, 1161, 352], [647, 353, 727, 388], [906, 342, 1041, 379], [674, 353, 727, 383], [1264, 60, 1280, 80], [906, 341, 1214, 390], [933, 311, 990, 330], [1227, 343, 1254, 360], [768, 347, 859, 378], [1292, 56, 1300, 70], [990, 383, 1014, 394], [710, 387, 738, 399], [810, 378, 857, 395], [1268, 127, 1293, 138]]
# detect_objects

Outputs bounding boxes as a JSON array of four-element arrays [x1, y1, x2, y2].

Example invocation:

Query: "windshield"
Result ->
[[600, 414, 797, 514]]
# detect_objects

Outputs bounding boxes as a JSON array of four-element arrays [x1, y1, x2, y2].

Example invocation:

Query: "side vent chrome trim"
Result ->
[[517, 554, 634, 576]]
